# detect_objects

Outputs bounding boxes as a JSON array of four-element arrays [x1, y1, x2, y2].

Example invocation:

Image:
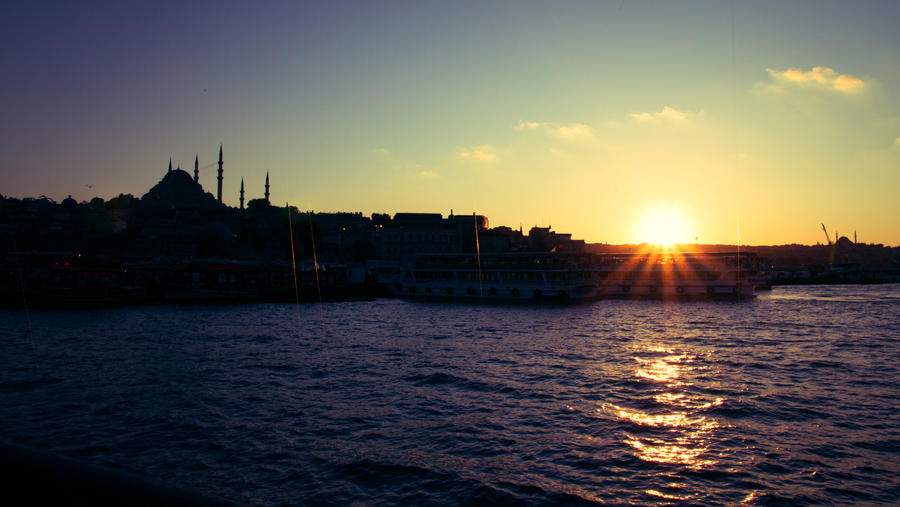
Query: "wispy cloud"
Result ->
[[459, 146, 498, 161], [556, 123, 594, 139], [516, 121, 595, 140], [515, 120, 548, 130], [372, 147, 391, 156], [630, 106, 688, 123], [764, 66, 866, 94], [419, 170, 439, 179]]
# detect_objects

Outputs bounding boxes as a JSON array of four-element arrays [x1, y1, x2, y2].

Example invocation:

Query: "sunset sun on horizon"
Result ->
[[634, 207, 694, 247]]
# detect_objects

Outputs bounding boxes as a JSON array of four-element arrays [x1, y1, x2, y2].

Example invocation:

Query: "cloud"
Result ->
[[556, 123, 594, 139], [372, 147, 391, 156], [515, 120, 548, 130], [630, 106, 688, 123], [833, 74, 865, 93], [516, 120, 596, 140], [895, 137, 900, 146], [630, 112, 654, 122], [419, 170, 439, 179], [764, 66, 866, 94], [459, 146, 498, 161]]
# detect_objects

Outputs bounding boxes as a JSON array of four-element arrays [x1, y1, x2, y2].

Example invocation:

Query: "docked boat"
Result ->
[[383, 252, 602, 302], [140, 259, 260, 303], [593, 251, 757, 300], [383, 251, 757, 302], [5, 254, 151, 308]]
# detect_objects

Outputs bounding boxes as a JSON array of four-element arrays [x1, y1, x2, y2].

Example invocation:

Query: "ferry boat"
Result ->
[[383, 251, 757, 302], [383, 252, 602, 302], [593, 251, 757, 300]]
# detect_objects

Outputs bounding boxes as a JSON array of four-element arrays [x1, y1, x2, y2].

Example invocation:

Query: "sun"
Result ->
[[635, 208, 693, 247]]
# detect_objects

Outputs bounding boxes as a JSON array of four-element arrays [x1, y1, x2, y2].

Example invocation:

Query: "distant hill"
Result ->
[[586, 242, 900, 269]]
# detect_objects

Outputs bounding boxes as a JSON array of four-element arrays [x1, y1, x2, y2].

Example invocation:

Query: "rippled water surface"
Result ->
[[2, 285, 899, 505]]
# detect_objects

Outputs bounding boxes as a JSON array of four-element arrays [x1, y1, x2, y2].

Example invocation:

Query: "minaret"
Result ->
[[168, 158, 172, 173], [240, 178, 245, 210], [264, 171, 270, 204], [217, 145, 224, 203], [193, 154, 199, 183]]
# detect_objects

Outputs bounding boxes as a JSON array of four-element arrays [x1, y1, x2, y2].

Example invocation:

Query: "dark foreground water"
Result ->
[[2, 285, 899, 505]]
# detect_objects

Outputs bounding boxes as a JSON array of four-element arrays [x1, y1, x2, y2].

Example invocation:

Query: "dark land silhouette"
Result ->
[[2, 154, 899, 307]]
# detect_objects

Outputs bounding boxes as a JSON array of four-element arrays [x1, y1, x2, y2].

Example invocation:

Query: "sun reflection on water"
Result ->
[[614, 404, 720, 467], [609, 345, 724, 470], [635, 354, 694, 386], [626, 436, 715, 467], [655, 391, 724, 410], [616, 407, 713, 429], [645, 488, 695, 501]]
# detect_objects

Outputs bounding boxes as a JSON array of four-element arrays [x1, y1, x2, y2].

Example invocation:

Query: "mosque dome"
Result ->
[[141, 169, 221, 210]]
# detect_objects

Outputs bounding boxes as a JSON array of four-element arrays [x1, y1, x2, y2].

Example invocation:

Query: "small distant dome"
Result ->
[[62, 195, 77, 207], [836, 236, 853, 246]]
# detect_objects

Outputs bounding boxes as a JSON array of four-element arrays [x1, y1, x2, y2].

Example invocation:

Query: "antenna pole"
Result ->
[[288, 203, 301, 332], [474, 212, 483, 302], [309, 212, 322, 302]]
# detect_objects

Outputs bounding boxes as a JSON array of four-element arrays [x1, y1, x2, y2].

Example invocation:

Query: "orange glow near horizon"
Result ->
[[634, 208, 694, 247]]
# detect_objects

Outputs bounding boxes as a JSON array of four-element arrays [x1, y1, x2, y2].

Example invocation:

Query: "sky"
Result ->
[[2, 0, 899, 246]]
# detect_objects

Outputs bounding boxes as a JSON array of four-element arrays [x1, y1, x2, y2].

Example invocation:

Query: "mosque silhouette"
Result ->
[[149, 145, 269, 211]]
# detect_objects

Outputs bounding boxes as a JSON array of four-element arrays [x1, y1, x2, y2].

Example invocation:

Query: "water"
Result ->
[[1, 285, 899, 505]]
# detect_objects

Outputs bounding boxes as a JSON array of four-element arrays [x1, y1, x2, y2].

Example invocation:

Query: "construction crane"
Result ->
[[821, 223, 836, 268], [821, 224, 832, 246]]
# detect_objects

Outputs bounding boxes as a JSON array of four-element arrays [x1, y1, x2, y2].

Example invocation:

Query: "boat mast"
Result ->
[[474, 212, 483, 302]]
